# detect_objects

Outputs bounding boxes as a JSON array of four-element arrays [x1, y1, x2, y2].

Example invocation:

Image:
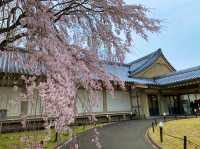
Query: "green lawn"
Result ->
[[0, 124, 104, 149], [148, 118, 200, 149]]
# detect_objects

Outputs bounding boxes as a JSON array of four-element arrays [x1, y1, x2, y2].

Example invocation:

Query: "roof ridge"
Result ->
[[102, 61, 130, 67], [127, 48, 162, 65], [129, 48, 163, 75]]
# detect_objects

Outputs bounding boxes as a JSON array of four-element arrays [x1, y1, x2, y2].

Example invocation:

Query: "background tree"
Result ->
[[0, 0, 160, 147]]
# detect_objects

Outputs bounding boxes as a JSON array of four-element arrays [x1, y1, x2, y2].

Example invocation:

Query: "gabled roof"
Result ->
[[105, 63, 155, 84], [128, 49, 176, 75], [105, 49, 200, 86]]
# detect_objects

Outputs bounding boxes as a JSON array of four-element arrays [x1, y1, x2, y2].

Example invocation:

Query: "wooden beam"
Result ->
[[102, 89, 108, 112], [144, 88, 159, 94], [129, 90, 133, 112], [135, 84, 148, 89], [160, 88, 200, 95]]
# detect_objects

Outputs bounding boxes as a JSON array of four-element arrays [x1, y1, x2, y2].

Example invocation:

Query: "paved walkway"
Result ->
[[66, 120, 154, 149]]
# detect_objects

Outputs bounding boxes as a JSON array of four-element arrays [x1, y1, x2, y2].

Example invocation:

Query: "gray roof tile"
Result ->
[[0, 51, 45, 75], [105, 63, 155, 84], [0, 50, 199, 87], [155, 66, 200, 85]]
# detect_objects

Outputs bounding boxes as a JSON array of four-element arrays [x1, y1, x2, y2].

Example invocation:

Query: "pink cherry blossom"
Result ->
[[0, 0, 160, 148]]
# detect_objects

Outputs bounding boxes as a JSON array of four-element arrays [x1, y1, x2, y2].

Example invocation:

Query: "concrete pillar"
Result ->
[[129, 88, 141, 117], [129, 90, 133, 112], [129, 88, 136, 112], [136, 92, 141, 117], [140, 93, 149, 117], [157, 94, 164, 115]]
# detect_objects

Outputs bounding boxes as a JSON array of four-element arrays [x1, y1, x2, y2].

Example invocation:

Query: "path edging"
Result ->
[[145, 128, 162, 149]]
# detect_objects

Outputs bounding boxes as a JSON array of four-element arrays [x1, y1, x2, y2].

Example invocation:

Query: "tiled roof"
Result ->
[[128, 49, 175, 75], [105, 64, 155, 84], [105, 49, 200, 86], [106, 63, 200, 86], [155, 66, 200, 86], [0, 51, 45, 75], [105, 64, 130, 81], [0, 49, 199, 87]]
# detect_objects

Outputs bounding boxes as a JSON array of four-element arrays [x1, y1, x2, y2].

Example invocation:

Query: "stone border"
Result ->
[[145, 128, 162, 149], [55, 126, 97, 149], [56, 137, 73, 149]]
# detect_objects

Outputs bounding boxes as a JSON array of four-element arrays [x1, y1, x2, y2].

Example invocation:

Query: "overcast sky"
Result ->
[[124, 0, 200, 70]]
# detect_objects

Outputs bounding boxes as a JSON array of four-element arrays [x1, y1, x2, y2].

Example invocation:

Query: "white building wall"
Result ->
[[0, 87, 42, 117], [28, 92, 42, 116], [0, 87, 21, 116], [107, 90, 131, 112], [76, 89, 103, 113]]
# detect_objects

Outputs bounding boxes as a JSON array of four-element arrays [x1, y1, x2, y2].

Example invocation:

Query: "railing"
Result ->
[[151, 117, 200, 149], [0, 112, 142, 132], [163, 132, 200, 149]]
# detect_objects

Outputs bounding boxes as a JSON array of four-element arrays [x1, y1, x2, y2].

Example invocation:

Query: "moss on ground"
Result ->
[[0, 124, 104, 149]]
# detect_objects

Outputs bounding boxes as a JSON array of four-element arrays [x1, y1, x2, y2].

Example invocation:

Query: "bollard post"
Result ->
[[54, 132, 58, 142], [194, 109, 197, 118], [152, 122, 155, 133], [106, 114, 111, 122], [160, 126, 163, 143], [155, 119, 157, 126], [130, 112, 133, 120], [184, 136, 187, 149], [163, 112, 166, 122]]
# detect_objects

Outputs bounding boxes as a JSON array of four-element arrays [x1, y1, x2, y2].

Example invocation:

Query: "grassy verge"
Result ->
[[0, 124, 105, 149], [148, 118, 200, 149]]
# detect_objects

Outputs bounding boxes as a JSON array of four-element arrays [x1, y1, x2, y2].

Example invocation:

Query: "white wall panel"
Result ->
[[0, 87, 42, 117], [0, 87, 21, 116], [107, 90, 131, 112], [76, 89, 103, 113], [28, 98, 42, 116]]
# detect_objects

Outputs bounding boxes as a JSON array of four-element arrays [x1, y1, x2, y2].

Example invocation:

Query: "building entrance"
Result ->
[[148, 95, 159, 116]]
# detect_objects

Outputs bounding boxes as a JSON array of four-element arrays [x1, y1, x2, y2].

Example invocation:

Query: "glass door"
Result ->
[[148, 95, 159, 116]]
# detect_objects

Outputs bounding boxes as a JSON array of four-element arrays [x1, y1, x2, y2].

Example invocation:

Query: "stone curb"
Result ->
[[145, 128, 162, 149]]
